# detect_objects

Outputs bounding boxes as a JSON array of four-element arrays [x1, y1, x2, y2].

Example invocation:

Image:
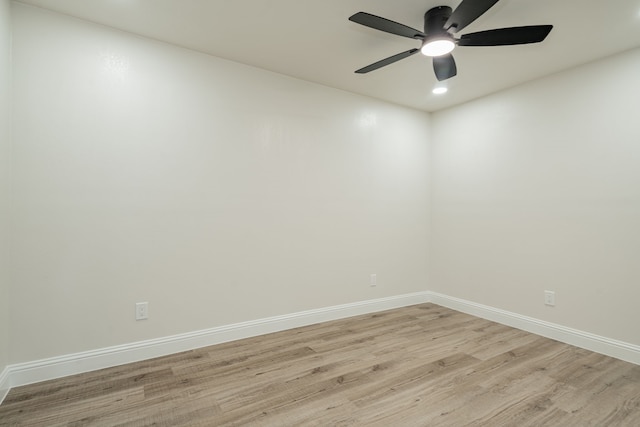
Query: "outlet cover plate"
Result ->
[[136, 302, 149, 320], [544, 291, 555, 306]]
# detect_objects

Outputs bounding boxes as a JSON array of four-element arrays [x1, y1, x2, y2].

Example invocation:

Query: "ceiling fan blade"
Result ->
[[458, 25, 553, 46], [355, 49, 420, 74], [433, 54, 457, 81], [445, 0, 500, 33], [349, 12, 425, 39]]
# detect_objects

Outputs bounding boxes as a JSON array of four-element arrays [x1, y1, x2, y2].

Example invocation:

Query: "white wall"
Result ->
[[431, 48, 640, 345], [9, 4, 431, 363], [10, 0, 639, 374], [0, 0, 12, 379]]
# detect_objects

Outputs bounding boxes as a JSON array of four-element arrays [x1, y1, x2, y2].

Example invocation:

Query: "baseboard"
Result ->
[[428, 291, 640, 366], [2, 291, 431, 401], [4, 290, 639, 407], [0, 366, 9, 404]]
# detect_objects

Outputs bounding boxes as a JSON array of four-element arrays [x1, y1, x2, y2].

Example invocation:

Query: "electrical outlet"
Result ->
[[370, 273, 377, 287], [135, 302, 149, 320], [544, 291, 555, 306]]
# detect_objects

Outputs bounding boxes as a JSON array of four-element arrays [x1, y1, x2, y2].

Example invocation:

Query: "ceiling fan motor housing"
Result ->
[[424, 6, 452, 36]]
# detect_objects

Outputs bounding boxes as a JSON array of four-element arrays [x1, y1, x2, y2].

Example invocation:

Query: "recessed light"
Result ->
[[432, 87, 448, 95]]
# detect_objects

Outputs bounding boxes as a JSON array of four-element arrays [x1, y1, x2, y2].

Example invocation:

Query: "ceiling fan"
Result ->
[[349, 0, 553, 81]]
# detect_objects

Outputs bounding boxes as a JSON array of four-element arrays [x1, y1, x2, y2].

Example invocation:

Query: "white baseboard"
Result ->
[[2, 291, 431, 401], [428, 291, 640, 366], [0, 366, 9, 404], [3, 290, 640, 407]]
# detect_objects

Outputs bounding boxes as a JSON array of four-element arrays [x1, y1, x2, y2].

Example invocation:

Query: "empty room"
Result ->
[[1, 0, 640, 425]]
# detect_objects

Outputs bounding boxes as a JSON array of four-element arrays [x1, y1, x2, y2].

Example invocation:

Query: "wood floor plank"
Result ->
[[1, 303, 639, 426]]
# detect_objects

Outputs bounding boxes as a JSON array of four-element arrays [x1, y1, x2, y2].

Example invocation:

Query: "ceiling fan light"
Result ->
[[421, 39, 455, 57]]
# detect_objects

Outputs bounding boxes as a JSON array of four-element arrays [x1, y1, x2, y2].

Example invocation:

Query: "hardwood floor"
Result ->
[[2, 303, 640, 426]]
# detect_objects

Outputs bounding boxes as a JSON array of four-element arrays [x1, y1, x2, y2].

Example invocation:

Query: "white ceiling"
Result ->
[[15, 0, 640, 112]]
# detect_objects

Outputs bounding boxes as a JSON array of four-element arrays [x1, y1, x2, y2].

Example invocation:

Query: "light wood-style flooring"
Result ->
[[1, 303, 640, 426]]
